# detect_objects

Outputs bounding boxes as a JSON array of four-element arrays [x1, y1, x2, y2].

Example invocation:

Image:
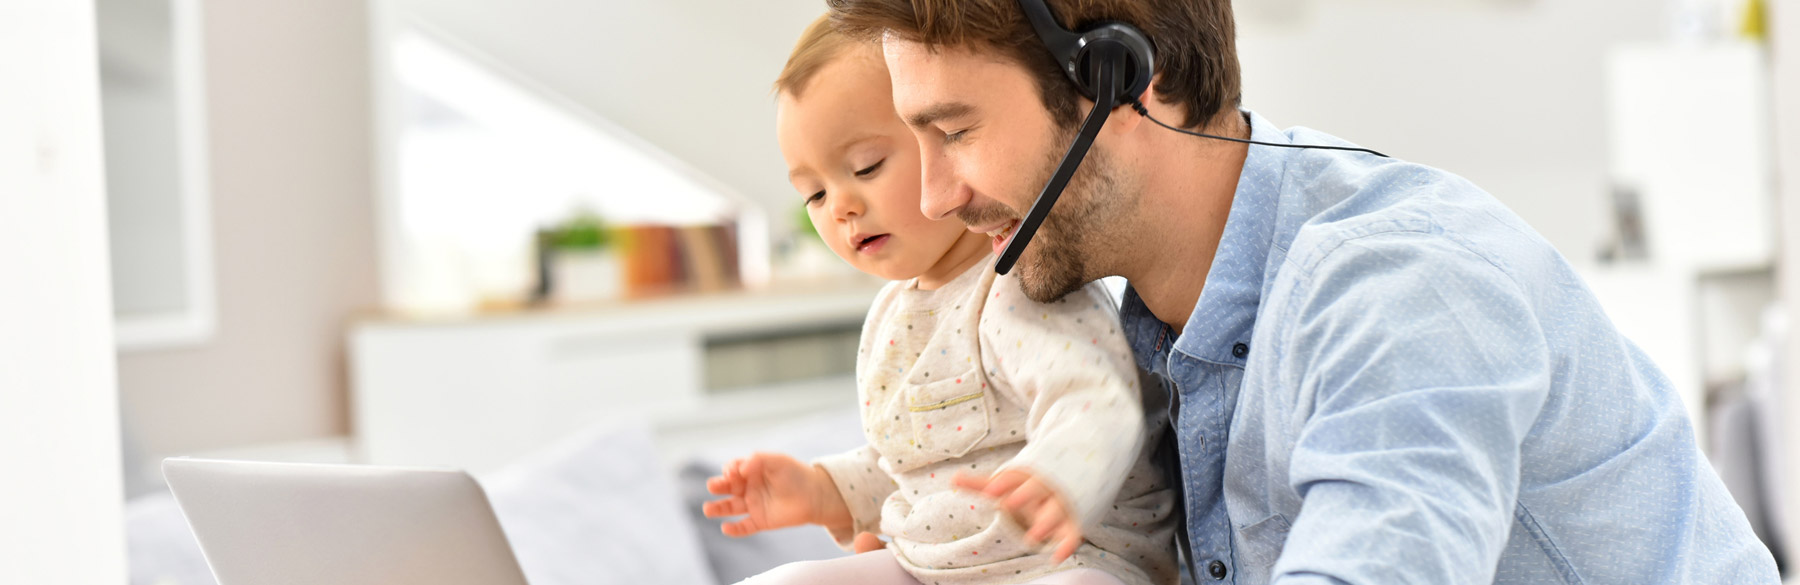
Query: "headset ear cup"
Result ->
[[1016, 0, 1154, 101], [1079, 24, 1155, 100]]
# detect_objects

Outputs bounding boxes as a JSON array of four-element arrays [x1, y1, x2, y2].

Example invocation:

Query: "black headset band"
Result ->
[[1018, 0, 1082, 78]]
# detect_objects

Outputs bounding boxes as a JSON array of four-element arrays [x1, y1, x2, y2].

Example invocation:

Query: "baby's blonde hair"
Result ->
[[774, 14, 861, 98]]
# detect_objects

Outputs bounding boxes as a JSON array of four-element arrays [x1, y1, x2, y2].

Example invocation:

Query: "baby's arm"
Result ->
[[811, 444, 896, 548], [961, 279, 1147, 556]]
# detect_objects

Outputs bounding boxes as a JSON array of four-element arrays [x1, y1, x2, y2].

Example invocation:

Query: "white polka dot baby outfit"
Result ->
[[812, 255, 1179, 585]]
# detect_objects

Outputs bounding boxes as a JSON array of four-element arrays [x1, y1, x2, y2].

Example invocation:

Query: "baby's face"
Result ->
[[777, 49, 972, 281]]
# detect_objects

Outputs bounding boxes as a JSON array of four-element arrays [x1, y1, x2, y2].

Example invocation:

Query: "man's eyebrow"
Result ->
[[905, 102, 975, 129]]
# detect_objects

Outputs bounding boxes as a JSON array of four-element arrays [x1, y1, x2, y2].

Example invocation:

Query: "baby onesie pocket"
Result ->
[[906, 372, 990, 459]]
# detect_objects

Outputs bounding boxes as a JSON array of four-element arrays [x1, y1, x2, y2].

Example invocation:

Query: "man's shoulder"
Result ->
[[1271, 147, 1544, 284], [1260, 155, 1547, 329]]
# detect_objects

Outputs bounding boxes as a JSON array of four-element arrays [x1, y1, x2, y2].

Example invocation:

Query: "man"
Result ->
[[825, 0, 1781, 583]]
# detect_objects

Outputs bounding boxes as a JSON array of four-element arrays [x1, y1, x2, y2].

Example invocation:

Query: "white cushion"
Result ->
[[485, 423, 717, 585]]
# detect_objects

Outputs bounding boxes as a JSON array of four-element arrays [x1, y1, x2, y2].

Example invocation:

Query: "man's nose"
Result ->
[[918, 150, 969, 222]]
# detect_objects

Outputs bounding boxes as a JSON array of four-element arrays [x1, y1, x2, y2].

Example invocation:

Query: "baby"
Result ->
[[702, 16, 1177, 585]]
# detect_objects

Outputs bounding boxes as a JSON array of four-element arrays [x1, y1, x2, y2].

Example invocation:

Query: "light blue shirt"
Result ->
[[1119, 110, 1779, 584]]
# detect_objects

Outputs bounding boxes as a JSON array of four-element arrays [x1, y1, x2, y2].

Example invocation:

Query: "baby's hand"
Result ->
[[852, 531, 887, 553], [952, 469, 1082, 562], [703, 452, 840, 537]]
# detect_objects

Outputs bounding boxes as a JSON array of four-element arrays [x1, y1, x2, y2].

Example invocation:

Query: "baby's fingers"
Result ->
[[702, 496, 746, 518], [1024, 502, 1068, 544], [852, 531, 886, 553], [705, 474, 737, 495], [721, 517, 764, 538], [980, 470, 1031, 499], [717, 461, 746, 495], [1002, 478, 1054, 513], [1050, 525, 1082, 563], [950, 473, 991, 493], [741, 455, 764, 476]]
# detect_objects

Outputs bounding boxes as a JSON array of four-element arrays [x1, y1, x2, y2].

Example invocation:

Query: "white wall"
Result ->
[[1771, 0, 1800, 571], [390, 0, 1665, 265], [1235, 0, 1666, 262], [0, 1, 128, 581], [116, 0, 379, 488], [383, 0, 826, 237]]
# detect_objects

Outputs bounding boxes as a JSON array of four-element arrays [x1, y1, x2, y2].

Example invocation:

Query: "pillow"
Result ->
[[126, 490, 217, 585], [485, 422, 717, 585], [679, 408, 866, 584]]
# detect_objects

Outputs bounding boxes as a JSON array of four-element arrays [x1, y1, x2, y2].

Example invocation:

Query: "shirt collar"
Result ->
[[1123, 109, 1291, 366]]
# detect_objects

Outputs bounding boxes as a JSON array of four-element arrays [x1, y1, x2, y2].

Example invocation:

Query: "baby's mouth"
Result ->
[[856, 233, 890, 253]]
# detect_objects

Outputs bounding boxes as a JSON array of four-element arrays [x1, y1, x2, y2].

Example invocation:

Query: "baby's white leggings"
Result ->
[[737, 550, 1126, 585]]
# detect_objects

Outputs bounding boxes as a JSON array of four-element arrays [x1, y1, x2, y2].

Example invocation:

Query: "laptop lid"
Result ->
[[163, 458, 529, 585]]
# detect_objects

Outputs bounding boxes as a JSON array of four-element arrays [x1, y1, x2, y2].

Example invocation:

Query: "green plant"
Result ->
[[548, 209, 613, 251], [795, 203, 819, 241]]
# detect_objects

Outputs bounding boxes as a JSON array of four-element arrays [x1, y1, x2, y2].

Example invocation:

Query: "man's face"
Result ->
[[882, 36, 1133, 303]]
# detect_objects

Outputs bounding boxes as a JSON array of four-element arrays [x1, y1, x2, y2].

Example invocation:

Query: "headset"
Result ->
[[995, 0, 1389, 275]]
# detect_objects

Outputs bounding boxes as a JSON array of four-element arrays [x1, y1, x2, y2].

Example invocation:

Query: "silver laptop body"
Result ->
[[163, 458, 530, 585]]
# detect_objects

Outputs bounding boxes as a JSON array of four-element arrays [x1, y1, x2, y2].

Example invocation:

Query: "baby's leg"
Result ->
[[1027, 568, 1127, 585], [736, 549, 921, 585]]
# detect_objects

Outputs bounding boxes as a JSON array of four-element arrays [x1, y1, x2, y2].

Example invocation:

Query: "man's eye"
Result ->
[[854, 160, 885, 177], [944, 129, 969, 144], [805, 190, 825, 204]]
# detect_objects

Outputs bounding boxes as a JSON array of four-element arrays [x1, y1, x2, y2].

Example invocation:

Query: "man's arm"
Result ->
[[1272, 231, 1551, 584]]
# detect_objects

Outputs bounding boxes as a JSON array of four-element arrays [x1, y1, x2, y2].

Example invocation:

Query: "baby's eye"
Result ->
[[805, 190, 825, 205], [854, 159, 885, 178]]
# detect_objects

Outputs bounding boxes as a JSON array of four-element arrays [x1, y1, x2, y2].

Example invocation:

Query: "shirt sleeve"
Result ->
[[981, 276, 1147, 531], [812, 444, 893, 549], [1271, 232, 1551, 584]]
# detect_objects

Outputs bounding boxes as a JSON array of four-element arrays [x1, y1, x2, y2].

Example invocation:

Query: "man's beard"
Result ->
[[966, 130, 1131, 304]]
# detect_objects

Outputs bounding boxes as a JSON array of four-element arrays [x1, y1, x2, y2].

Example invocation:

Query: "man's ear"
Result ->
[[1105, 101, 1144, 137], [1101, 73, 1159, 138]]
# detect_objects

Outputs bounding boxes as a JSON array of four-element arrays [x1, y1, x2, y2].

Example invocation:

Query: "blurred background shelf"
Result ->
[[350, 278, 882, 475]]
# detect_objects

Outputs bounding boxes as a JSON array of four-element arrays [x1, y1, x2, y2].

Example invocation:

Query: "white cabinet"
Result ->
[[1606, 42, 1774, 272], [1586, 42, 1781, 445], [349, 281, 880, 474]]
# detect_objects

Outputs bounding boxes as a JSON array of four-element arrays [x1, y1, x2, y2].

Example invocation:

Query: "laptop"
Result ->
[[163, 458, 530, 585]]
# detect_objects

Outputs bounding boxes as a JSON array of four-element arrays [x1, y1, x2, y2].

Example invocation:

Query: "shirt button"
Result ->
[[1231, 343, 1249, 359], [1208, 560, 1228, 580]]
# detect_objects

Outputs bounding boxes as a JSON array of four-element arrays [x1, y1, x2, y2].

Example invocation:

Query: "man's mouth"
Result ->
[[983, 220, 1019, 255]]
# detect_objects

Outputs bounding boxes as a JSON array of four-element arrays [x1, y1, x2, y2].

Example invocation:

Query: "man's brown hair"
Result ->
[[775, 14, 862, 98], [826, 0, 1239, 131]]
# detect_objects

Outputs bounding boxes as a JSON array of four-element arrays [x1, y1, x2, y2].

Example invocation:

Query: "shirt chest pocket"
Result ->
[[1234, 513, 1291, 584], [903, 370, 990, 463]]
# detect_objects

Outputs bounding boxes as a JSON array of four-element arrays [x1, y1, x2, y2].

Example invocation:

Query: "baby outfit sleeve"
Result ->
[[982, 277, 1146, 532], [813, 444, 894, 548]]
